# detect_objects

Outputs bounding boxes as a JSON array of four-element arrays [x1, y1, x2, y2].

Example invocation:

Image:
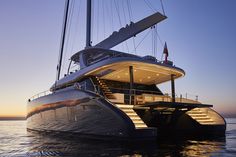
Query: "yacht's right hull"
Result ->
[[136, 107, 226, 137]]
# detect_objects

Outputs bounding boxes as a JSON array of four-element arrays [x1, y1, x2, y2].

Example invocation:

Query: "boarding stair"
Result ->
[[116, 104, 148, 129], [95, 77, 115, 99], [186, 108, 214, 125]]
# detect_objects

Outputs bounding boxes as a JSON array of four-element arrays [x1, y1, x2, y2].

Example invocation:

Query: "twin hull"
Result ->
[[27, 88, 226, 138]]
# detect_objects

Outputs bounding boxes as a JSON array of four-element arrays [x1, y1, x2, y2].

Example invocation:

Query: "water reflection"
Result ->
[[25, 132, 226, 157], [1, 120, 235, 156]]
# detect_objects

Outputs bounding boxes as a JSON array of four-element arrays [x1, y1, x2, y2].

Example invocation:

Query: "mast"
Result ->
[[86, 0, 92, 48], [56, 0, 70, 81]]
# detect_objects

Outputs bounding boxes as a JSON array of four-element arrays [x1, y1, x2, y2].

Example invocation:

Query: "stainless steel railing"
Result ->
[[93, 86, 199, 104], [28, 90, 52, 102]]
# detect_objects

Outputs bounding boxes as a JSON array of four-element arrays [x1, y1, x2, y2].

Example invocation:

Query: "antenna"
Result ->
[[86, 0, 92, 48], [56, 0, 70, 81]]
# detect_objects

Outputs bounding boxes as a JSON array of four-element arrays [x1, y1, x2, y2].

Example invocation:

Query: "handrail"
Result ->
[[28, 84, 199, 103], [99, 86, 199, 103], [28, 90, 52, 102]]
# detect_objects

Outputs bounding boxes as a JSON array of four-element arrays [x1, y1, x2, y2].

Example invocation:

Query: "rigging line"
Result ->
[[154, 28, 165, 61], [102, 0, 106, 38], [155, 28, 164, 46], [128, 0, 133, 20], [122, 0, 129, 53], [134, 29, 152, 50], [91, 0, 94, 45], [154, 26, 158, 58], [153, 27, 156, 57], [114, 0, 122, 27], [122, 0, 127, 24], [143, 0, 156, 12], [126, 0, 132, 21], [67, 0, 76, 54], [114, 0, 125, 51], [160, 0, 166, 15], [70, 0, 82, 53], [96, 0, 100, 42], [132, 36, 136, 54], [56, 0, 70, 81], [110, 1, 114, 31], [62, 0, 75, 75], [152, 27, 154, 56], [105, 1, 112, 36], [127, 0, 136, 54]]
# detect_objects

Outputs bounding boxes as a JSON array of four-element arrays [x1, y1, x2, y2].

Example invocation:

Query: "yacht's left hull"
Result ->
[[27, 88, 157, 139]]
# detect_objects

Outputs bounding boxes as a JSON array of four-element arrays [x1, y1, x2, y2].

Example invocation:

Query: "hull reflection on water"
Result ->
[[0, 120, 236, 156], [26, 132, 226, 157]]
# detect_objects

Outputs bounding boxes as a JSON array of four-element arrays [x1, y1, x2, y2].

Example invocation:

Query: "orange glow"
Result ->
[[0, 106, 26, 117]]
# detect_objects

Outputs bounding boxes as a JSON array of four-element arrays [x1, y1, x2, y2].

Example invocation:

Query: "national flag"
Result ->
[[163, 42, 168, 57]]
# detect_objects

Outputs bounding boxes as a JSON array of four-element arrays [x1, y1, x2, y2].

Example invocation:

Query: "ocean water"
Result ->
[[0, 119, 235, 157]]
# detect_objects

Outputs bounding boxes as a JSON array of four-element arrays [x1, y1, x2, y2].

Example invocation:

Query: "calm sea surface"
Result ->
[[0, 118, 235, 157]]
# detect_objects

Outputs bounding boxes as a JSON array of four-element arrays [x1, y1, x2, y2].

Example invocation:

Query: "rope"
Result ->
[[110, 1, 114, 31], [126, 0, 136, 54], [114, 0, 123, 28], [126, 0, 133, 20], [96, 0, 100, 42], [102, 0, 105, 38], [122, 0, 127, 24], [134, 29, 152, 50], [143, 0, 156, 12], [91, 0, 94, 45], [114, 0, 125, 51], [62, 0, 75, 76], [160, 0, 166, 15], [70, 0, 82, 53]]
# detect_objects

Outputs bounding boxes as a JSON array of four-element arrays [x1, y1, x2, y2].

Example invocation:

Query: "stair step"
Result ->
[[186, 108, 215, 125], [129, 117, 142, 120], [188, 111, 203, 114], [199, 122, 215, 125], [126, 112, 138, 116], [197, 119, 214, 122], [132, 119, 144, 123], [121, 109, 134, 112], [116, 104, 147, 128], [135, 124, 147, 128], [133, 122, 147, 125], [188, 113, 207, 117], [192, 117, 211, 120], [116, 104, 134, 108]]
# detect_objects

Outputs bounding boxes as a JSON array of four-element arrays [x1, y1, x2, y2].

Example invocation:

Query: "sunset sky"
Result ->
[[0, 0, 235, 117]]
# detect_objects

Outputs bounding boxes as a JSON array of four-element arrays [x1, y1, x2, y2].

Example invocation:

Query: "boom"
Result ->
[[94, 12, 167, 49]]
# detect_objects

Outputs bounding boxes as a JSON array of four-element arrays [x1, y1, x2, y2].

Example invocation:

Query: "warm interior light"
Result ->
[[147, 76, 151, 79]]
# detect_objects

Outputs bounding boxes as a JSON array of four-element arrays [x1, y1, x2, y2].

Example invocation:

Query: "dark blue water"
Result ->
[[0, 118, 235, 156]]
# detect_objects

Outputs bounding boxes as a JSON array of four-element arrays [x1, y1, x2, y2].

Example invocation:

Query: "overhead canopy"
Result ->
[[85, 61, 185, 85]]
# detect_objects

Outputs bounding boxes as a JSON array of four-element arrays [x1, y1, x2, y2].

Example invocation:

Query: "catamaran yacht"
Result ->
[[27, 0, 226, 139]]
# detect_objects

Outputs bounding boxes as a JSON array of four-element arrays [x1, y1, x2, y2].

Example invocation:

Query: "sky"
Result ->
[[0, 0, 235, 117]]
